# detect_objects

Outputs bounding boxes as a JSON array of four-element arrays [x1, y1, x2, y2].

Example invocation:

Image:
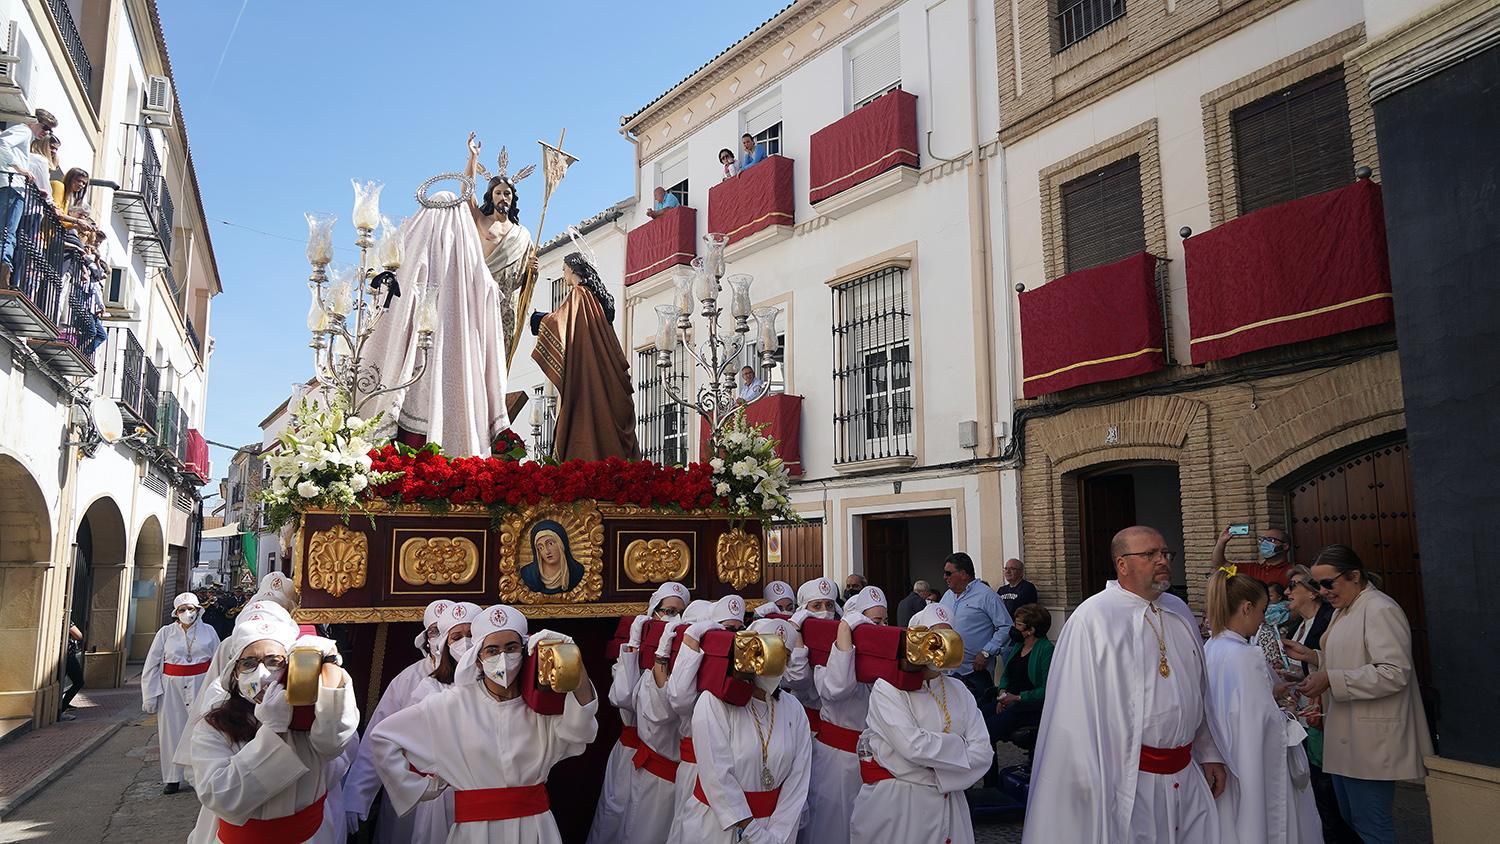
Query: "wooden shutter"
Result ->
[[850, 26, 900, 108], [1232, 68, 1354, 215], [1060, 154, 1145, 274]]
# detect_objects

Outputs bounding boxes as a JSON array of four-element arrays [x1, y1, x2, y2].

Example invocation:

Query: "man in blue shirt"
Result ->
[[645, 185, 680, 219], [938, 551, 1013, 700], [738, 133, 766, 171]]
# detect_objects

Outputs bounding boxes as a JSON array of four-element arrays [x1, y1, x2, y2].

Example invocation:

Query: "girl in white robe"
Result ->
[[674, 617, 812, 844], [142, 592, 220, 793], [186, 611, 359, 843], [848, 605, 993, 844], [400, 601, 482, 842], [370, 604, 598, 844], [805, 585, 886, 844], [344, 599, 455, 840], [1203, 568, 1322, 844], [587, 583, 690, 844]]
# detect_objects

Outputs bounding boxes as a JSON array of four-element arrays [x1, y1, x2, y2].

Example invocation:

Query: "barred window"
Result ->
[[549, 276, 567, 311], [635, 348, 692, 465], [832, 265, 913, 464], [1055, 0, 1127, 53], [537, 390, 558, 458], [1232, 68, 1354, 215]]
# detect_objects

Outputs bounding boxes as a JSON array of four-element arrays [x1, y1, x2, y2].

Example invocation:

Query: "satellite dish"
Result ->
[[89, 395, 125, 444]]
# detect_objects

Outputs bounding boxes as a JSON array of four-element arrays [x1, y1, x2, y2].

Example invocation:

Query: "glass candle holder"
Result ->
[[725, 273, 753, 320], [704, 232, 730, 277], [753, 307, 780, 352], [673, 269, 695, 316], [306, 286, 329, 332], [691, 257, 719, 304], [417, 285, 439, 334], [351, 179, 383, 231], [326, 267, 355, 318], [305, 212, 336, 266], [655, 304, 680, 351], [376, 217, 403, 268]]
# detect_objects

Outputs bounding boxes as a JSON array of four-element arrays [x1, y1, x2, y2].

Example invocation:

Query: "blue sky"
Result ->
[[157, 0, 789, 461]]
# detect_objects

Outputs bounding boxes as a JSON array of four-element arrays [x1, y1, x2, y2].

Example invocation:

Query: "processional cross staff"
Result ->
[[506, 129, 578, 365]]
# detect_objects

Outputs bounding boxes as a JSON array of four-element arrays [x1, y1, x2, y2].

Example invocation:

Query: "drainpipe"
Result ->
[[962, 0, 997, 459]]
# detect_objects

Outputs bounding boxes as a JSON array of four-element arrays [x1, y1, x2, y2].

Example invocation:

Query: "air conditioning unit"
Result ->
[[105, 266, 138, 315], [0, 22, 35, 115], [143, 74, 173, 126]]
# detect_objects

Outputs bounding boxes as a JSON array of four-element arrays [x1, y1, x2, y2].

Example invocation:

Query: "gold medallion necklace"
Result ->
[[1144, 603, 1171, 678], [748, 696, 777, 789]]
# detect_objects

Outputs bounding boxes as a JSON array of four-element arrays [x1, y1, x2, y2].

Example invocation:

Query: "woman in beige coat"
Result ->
[[1283, 545, 1431, 844]]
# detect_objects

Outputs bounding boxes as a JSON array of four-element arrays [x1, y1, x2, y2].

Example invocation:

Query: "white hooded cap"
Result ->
[[414, 600, 455, 652], [219, 608, 300, 686], [433, 601, 482, 657], [910, 603, 954, 629], [648, 582, 690, 615], [797, 577, 842, 616], [762, 580, 794, 605], [454, 604, 529, 685], [709, 594, 746, 625], [682, 599, 714, 623], [844, 585, 888, 617], [172, 592, 201, 611], [256, 572, 297, 611]]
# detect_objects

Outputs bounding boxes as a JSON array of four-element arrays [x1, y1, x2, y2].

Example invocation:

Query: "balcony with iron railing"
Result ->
[[113, 124, 175, 268], [102, 325, 145, 422], [0, 174, 96, 378], [141, 357, 160, 430], [156, 390, 184, 459], [44, 0, 94, 95]]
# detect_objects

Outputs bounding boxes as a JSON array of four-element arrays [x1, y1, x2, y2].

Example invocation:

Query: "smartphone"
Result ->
[[1228, 523, 1250, 537]]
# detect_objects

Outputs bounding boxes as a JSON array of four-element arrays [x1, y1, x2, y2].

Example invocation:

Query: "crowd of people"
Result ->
[[134, 523, 1429, 843], [0, 107, 114, 361]]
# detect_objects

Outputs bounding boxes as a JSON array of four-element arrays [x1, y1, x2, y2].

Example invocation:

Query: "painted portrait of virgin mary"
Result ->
[[519, 519, 586, 596]]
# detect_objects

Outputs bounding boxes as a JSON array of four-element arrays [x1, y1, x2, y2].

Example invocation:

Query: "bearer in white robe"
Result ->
[[142, 592, 220, 793], [848, 603, 993, 844], [187, 613, 358, 843], [805, 585, 887, 843], [784, 578, 840, 731], [587, 583, 690, 844], [370, 604, 598, 844], [1203, 568, 1322, 844], [675, 617, 812, 844], [345, 599, 456, 840], [398, 601, 481, 842], [631, 594, 741, 844], [1023, 525, 1228, 844], [762, 581, 795, 614]]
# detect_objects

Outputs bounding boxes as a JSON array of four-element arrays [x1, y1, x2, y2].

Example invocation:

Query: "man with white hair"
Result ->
[[674, 616, 812, 844], [848, 604, 993, 844], [142, 591, 220, 793], [371, 604, 598, 842]]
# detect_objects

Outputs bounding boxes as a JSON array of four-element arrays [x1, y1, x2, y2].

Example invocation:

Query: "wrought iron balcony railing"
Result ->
[[113, 124, 175, 267], [45, 0, 94, 94]]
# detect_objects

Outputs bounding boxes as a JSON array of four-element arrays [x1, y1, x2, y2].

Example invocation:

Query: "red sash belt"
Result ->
[[816, 720, 861, 754], [453, 783, 550, 823], [803, 705, 822, 735], [679, 736, 696, 764], [216, 793, 325, 843], [619, 725, 641, 751], [859, 759, 896, 785], [164, 660, 211, 677], [1139, 743, 1193, 775], [693, 777, 781, 818], [632, 744, 680, 782]]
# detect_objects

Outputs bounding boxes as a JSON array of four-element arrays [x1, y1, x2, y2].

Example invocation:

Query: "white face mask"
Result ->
[[237, 664, 275, 701], [754, 673, 782, 695], [482, 652, 523, 687], [808, 610, 835, 620], [176, 609, 198, 624], [657, 611, 681, 622], [448, 637, 473, 661]]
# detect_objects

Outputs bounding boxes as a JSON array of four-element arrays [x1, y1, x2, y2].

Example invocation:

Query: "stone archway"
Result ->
[[0, 454, 53, 720], [128, 516, 166, 660], [76, 497, 128, 689]]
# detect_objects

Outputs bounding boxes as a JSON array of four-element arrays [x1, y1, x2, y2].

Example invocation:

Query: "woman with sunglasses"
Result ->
[[1282, 545, 1432, 844]]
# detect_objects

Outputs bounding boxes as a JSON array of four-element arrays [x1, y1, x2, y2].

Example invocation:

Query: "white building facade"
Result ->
[[0, 0, 221, 725]]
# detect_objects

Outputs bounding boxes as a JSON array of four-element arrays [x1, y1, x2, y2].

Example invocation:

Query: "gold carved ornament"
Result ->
[[398, 536, 480, 586], [497, 500, 604, 605], [535, 639, 583, 693], [901, 626, 965, 672], [622, 537, 692, 584], [305, 524, 368, 599], [715, 527, 762, 591], [733, 630, 789, 676]]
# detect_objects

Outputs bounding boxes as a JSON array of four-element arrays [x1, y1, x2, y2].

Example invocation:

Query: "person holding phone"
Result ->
[[1214, 523, 1294, 586]]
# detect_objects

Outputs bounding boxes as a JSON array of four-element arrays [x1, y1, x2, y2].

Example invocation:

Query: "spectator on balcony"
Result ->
[[718, 147, 739, 181], [735, 365, 763, 404], [67, 223, 107, 356], [0, 108, 57, 288], [645, 185, 679, 220], [55, 167, 94, 232], [739, 133, 766, 171]]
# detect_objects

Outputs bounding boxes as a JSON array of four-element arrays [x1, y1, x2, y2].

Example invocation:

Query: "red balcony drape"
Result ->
[[1186, 179, 1393, 364], [625, 205, 697, 286], [809, 90, 919, 205], [699, 393, 803, 477], [185, 428, 210, 483], [1019, 252, 1165, 398], [708, 155, 794, 244]]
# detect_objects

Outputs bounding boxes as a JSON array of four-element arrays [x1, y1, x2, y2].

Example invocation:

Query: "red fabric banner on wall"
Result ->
[[1186, 179, 1393, 364], [185, 428, 210, 483], [699, 393, 803, 477], [1019, 252, 1165, 398], [809, 90, 919, 205], [625, 205, 697, 286], [708, 155, 795, 245]]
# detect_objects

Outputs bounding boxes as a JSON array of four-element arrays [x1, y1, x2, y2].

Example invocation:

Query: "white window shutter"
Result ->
[[850, 27, 900, 107], [659, 152, 689, 189], [745, 97, 782, 137]]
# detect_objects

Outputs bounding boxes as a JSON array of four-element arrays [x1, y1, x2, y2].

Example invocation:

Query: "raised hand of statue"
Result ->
[[467, 132, 481, 160]]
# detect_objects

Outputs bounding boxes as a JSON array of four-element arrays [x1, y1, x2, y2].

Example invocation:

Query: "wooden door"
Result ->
[[863, 518, 911, 601], [766, 520, 824, 589], [1288, 441, 1429, 687], [1080, 473, 1137, 598]]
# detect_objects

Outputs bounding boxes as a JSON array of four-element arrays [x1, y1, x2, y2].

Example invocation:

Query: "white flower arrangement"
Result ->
[[260, 398, 401, 529], [709, 410, 797, 522]]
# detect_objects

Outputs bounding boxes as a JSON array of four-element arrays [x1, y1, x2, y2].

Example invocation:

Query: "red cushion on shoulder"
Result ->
[[801, 617, 839, 668], [696, 628, 753, 706], [853, 624, 923, 691], [605, 615, 634, 662]]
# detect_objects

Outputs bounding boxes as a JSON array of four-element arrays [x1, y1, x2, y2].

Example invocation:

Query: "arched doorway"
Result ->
[[1077, 461, 1185, 598], [128, 516, 166, 659], [1284, 438, 1428, 687], [0, 454, 53, 720], [74, 497, 127, 688]]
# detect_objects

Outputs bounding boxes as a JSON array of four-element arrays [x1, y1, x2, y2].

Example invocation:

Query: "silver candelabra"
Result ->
[[653, 232, 781, 438]]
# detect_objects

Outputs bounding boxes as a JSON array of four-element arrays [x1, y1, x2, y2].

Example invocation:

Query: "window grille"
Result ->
[[1060, 154, 1145, 274], [550, 277, 567, 311], [1232, 68, 1354, 215], [832, 266, 913, 463], [1055, 0, 1126, 52], [635, 348, 691, 465], [537, 391, 558, 458], [850, 24, 901, 110]]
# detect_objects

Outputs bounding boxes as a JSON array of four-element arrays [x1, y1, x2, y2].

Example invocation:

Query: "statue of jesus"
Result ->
[[465, 132, 536, 354]]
